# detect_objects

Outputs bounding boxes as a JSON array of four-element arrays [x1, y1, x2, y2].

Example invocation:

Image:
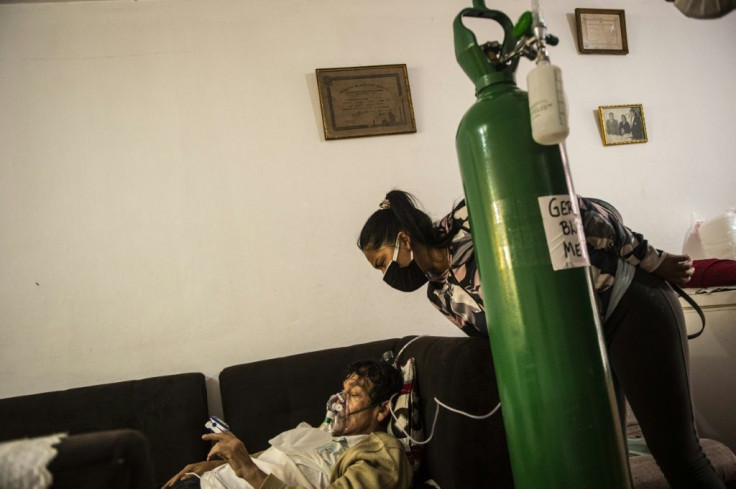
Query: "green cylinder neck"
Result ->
[[475, 72, 517, 98]]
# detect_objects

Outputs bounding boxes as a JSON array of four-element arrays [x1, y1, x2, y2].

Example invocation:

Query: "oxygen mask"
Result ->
[[320, 391, 377, 435], [324, 391, 349, 434]]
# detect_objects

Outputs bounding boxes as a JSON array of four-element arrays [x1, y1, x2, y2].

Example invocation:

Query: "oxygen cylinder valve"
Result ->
[[496, 9, 559, 67], [480, 41, 503, 61]]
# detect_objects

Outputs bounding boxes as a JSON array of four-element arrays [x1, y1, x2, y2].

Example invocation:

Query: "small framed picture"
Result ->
[[575, 8, 628, 55], [598, 104, 648, 146], [315, 64, 416, 140]]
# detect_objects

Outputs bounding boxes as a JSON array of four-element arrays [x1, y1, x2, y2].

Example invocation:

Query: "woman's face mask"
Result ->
[[383, 239, 428, 292]]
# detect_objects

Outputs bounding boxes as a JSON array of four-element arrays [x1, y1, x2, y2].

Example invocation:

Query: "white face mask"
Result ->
[[323, 391, 377, 435]]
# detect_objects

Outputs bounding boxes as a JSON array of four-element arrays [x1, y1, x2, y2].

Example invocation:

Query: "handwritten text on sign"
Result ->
[[538, 195, 590, 271]]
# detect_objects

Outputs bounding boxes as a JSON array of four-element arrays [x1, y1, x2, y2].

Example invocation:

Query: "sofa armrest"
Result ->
[[49, 429, 156, 489]]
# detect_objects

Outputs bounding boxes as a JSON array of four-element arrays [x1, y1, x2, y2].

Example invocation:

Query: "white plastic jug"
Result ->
[[698, 208, 736, 259]]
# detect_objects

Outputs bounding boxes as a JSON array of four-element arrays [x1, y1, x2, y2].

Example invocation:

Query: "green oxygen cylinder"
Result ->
[[453, 3, 632, 489]]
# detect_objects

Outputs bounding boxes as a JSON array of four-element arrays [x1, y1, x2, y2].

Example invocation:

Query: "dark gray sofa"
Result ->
[[219, 335, 736, 489], [1, 336, 734, 489]]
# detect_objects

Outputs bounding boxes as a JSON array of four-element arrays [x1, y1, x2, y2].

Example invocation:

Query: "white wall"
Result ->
[[1, 0, 734, 415]]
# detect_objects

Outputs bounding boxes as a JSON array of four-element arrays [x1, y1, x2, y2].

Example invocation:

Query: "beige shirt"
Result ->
[[260, 431, 412, 489]]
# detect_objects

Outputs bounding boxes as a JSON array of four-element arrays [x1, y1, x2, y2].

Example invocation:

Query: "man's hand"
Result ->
[[203, 431, 268, 487], [652, 253, 694, 286], [162, 460, 225, 488]]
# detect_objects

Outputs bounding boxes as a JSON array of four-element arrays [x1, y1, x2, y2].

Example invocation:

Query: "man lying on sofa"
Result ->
[[163, 359, 412, 489]]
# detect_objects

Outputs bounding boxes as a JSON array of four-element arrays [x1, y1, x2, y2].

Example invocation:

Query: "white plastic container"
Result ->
[[527, 61, 569, 145], [682, 212, 706, 259], [699, 207, 736, 259]]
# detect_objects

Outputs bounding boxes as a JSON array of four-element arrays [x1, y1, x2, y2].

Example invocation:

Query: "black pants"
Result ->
[[604, 268, 726, 489]]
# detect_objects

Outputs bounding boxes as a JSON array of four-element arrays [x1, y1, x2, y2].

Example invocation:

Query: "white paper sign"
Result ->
[[538, 194, 590, 271]]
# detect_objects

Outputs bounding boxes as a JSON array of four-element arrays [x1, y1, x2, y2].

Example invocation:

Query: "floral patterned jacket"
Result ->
[[426, 197, 664, 336]]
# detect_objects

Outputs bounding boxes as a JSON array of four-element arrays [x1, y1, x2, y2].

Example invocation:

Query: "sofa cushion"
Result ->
[[629, 438, 736, 488], [625, 400, 736, 488], [0, 373, 208, 487], [395, 335, 514, 489]]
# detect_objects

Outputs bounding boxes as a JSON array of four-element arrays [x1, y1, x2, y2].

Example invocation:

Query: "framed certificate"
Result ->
[[575, 8, 629, 55], [316, 64, 416, 140]]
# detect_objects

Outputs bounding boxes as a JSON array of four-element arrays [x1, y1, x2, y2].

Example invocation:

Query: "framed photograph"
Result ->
[[575, 8, 628, 55], [316, 64, 416, 140], [598, 104, 648, 146]]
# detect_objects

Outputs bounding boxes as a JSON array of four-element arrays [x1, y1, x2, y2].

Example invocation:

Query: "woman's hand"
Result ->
[[203, 432, 268, 487], [652, 253, 694, 286], [161, 460, 225, 488]]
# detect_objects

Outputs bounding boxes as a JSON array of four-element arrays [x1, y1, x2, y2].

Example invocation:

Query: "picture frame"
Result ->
[[598, 104, 648, 146], [575, 8, 629, 55], [315, 64, 416, 140]]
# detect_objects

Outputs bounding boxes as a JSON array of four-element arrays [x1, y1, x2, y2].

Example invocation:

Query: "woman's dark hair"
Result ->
[[357, 189, 461, 251], [344, 359, 402, 405]]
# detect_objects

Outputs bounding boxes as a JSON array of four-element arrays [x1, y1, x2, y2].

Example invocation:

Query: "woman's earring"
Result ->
[[400, 232, 411, 252]]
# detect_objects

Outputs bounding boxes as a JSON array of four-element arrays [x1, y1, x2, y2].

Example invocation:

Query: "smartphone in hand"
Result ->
[[205, 415, 230, 433]]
